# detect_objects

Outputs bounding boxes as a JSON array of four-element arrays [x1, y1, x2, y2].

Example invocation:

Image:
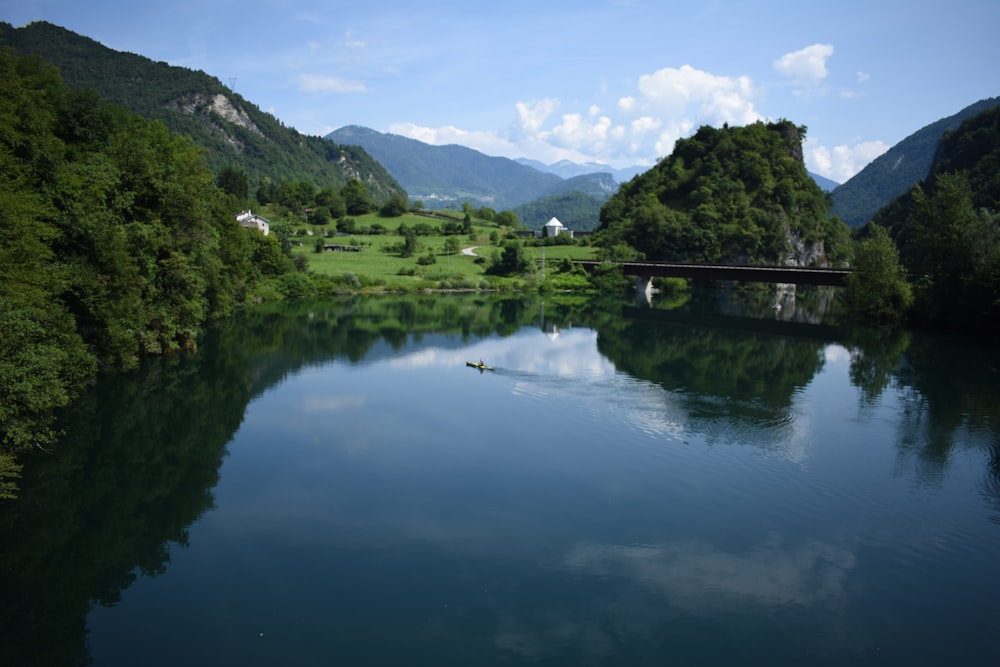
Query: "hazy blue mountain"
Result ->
[[0, 21, 405, 200], [832, 96, 1000, 226], [515, 157, 647, 182], [327, 126, 562, 209], [809, 171, 840, 192]]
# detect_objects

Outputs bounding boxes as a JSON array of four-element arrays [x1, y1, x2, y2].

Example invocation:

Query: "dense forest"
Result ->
[[595, 120, 852, 266], [0, 47, 338, 497], [0, 21, 406, 202], [859, 105, 1000, 331]]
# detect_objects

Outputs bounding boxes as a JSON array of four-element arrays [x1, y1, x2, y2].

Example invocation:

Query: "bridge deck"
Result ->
[[574, 260, 850, 287]]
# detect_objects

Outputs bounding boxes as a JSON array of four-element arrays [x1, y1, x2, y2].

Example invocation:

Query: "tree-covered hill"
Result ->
[[831, 96, 1000, 227], [0, 47, 326, 497], [866, 105, 1000, 331], [513, 191, 607, 232], [0, 21, 405, 202], [596, 121, 851, 266], [327, 125, 565, 209]]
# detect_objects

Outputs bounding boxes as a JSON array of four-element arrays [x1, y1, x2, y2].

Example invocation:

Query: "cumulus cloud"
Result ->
[[773, 43, 834, 83], [808, 138, 890, 182], [514, 98, 560, 136], [296, 73, 368, 93], [392, 64, 762, 167]]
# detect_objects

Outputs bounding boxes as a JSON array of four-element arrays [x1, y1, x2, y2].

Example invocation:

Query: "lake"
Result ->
[[2, 290, 999, 666]]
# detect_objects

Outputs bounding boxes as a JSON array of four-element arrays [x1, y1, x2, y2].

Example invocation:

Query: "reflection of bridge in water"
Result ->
[[574, 260, 851, 302], [622, 306, 845, 344]]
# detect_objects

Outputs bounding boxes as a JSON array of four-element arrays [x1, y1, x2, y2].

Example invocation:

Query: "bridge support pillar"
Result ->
[[636, 275, 653, 306]]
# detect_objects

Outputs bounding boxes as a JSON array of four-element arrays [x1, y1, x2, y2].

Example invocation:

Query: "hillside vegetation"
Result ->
[[596, 121, 851, 266], [863, 105, 1000, 330], [0, 21, 406, 202], [832, 96, 1000, 227], [0, 48, 325, 496]]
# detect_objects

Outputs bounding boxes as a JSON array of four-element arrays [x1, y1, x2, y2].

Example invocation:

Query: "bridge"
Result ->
[[573, 260, 851, 300]]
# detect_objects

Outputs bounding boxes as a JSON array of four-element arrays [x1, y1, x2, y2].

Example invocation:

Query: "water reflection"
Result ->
[[1, 292, 999, 666], [564, 534, 856, 610]]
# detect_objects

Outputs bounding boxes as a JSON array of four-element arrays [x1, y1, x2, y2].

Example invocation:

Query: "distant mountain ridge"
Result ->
[[0, 21, 406, 201], [832, 96, 1000, 226], [327, 125, 568, 209], [514, 157, 647, 182]]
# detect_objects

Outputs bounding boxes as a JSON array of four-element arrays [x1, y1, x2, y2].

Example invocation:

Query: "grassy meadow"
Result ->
[[263, 208, 600, 292]]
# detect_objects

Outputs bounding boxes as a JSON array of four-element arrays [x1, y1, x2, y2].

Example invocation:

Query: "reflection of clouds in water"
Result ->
[[564, 534, 855, 610], [825, 344, 852, 365], [388, 327, 616, 377], [300, 395, 367, 413], [488, 535, 856, 661]]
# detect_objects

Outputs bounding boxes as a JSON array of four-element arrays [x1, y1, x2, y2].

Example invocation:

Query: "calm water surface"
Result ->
[[2, 292, 999, 666]]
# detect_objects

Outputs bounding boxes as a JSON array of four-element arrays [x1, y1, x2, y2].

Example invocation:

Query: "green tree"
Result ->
[[495, 210, 518, 227], [401, 228, 418, 258], [315, 186, 346, 219], [843, 224, 912, 324], [907, 173, 1000, 327], [310, 206, 332, 225], [216, 165, 249, 200], [487, 240, 531, 276], [342, 179, 374, 215], [379, 192, 409, 217]]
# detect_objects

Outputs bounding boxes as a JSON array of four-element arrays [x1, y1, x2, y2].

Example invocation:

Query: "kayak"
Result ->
[[466, 361, 495, 371]]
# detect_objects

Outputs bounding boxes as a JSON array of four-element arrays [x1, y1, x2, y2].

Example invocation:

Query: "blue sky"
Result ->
[[7, 0, 998, 182]]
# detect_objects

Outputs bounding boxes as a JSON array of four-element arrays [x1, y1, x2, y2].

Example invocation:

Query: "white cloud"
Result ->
[[856, 71, 870, 84], [296, 73, 368, 93], [807, 138, 890, 182], [389, 122, 520, 157], [514, 98, 560, 136], [774, 44, 834, 83], [392, 64, 763, 168]]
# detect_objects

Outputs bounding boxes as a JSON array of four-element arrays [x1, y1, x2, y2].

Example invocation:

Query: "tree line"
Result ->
[[0, 48, 329, 496], [845, 105, 1000, 331]]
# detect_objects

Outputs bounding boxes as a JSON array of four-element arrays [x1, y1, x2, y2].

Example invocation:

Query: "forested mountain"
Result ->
[[327, 125, 565, 209], [596, 121, 851, 266], [865, 104, 1000, 330], [513, 192, 606, 231], [832, 96, 1000, 227], [0, 47, 321, 496], [0, 21, 405, 202]]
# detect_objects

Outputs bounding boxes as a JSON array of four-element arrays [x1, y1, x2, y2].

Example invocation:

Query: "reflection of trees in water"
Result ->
[[597, 318, 825, 409], [0, 351, 246, 666], [887, 335, 1000, 495], [0, 293, 595, 666], [595, 313, 827, 454], [3, 292, 999, 665], [838, 323, 1000, 515]]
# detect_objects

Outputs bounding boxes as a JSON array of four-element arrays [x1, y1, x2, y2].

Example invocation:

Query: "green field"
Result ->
[[273, 210, 599, 291]]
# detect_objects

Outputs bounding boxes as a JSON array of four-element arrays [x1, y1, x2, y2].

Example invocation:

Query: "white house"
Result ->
[[236, 210, 270, 235], [538, 216, 572, 239]]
